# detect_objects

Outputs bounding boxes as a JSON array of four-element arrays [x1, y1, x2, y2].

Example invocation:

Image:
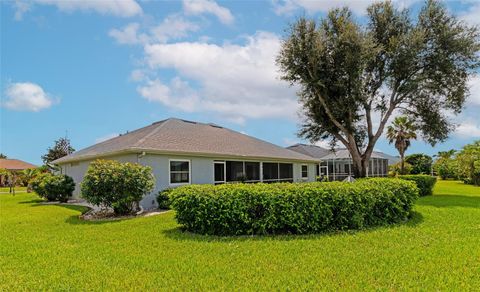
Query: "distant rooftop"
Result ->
[[54, 118, 317, 164], [287, 144, 400, 164], [0, 159, 37, 170]]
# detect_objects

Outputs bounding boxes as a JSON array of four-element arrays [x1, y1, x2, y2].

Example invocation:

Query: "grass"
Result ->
[[0, 186, 26, 193], [1, 180, 479, 290]]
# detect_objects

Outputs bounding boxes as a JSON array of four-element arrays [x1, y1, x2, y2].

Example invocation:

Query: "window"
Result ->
[[301, 165, 308, 179], [245, 162, 260, 181], [214, 162, 225, 184], [263, 163, 279, 181], [226, 161, 244, 182], [279, 163, 293, 180], [170, 160, 190, 184]]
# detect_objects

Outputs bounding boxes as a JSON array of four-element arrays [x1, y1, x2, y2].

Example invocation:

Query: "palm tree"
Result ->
[[386, 116, 417, 175]]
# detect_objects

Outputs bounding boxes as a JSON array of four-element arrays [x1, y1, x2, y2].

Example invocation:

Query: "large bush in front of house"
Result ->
[[81, 159, 155, 215], [399, 175, 437, 196], [169, 178, 419, 236], [30, 173, 75, 202]]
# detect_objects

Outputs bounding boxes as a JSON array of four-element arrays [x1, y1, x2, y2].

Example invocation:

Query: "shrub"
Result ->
[[169, 178, 419, 236], [399, 175, 437, 196], [456, 140, 480, 186], [30, 173, 75, 202], [389, 161, 412, 176], [405, 154, 433, 175], [81, 160, 155, 215], [157, 189, 172, 209]]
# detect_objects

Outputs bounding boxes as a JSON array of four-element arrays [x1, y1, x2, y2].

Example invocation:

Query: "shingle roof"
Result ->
[[287, 144, 399, 164], [53, 118, 317, 164], [0, 159, 37, 170], [287, 144, 331, 158]]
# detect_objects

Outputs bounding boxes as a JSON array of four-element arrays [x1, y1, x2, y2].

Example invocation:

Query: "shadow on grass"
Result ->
[[417, 195, 480, 209], [161, 211, 424, 242], [19, 198, 44, 204], [64, 215, 129, 225]]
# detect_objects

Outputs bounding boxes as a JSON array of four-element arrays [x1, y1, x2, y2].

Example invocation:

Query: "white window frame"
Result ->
[[301, 164, 309, 179], [213, 161, 226, 184], [169, 159, 191, 186], [262, 162, 294, 183]]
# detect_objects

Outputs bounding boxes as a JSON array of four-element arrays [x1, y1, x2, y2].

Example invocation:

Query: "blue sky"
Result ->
[[1, 0, 480, 165]]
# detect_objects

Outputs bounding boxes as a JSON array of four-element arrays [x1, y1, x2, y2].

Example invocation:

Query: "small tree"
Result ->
[[389, 161, 413, 176], [433, 150, 457, 180], [42, 137, 75, 164], [276, 0, 480, 178], [456, 141, 480, 186], [386, 116, 417, 174], [405, 154, 433, 175], [81, 160, 155, 215], [21, 168, 38, 192], [0, 153, 7, 159]]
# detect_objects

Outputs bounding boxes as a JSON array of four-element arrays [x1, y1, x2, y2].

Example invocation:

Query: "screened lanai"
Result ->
[[287, 144, 399, 181]]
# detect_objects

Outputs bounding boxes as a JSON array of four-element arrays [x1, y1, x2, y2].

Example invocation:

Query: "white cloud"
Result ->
[[109, 23, 145, 45], [183, 0, 234, 24], [467, 75, 480, 106], [272, 0, 418, 16], [95, 133, 119, 144], [150, 15, 200, 43], [283, 137, 301, 146], [109, 16, 199, 45], [13, 0, 31, 20], [14, 0, 142, 19], [455, 121, 480, 138], [2, 82, 54, 112], [138, 77, 200, 112], [130, 69, 147, 82], [459, 2, 480, 26], [138, 31, 300, 124]]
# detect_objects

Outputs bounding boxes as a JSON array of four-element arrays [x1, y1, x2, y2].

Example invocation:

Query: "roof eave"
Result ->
[[53, 147, 320, 164]]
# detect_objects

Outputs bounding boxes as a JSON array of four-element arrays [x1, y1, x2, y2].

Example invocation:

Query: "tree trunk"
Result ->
[[400, 151, 405, 175], [351, 155, 368, 178]]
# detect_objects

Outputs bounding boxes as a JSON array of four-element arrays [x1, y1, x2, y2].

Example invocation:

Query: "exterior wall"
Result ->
[[60, 154, 138, 198], [59, 153, 317, 210]]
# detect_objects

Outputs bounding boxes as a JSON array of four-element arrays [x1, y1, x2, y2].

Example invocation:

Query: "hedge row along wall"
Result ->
[[399, 175, 437, 196], [169, 178, 419, 236]]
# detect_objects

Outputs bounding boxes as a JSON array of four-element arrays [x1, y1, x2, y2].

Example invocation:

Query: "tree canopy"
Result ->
[[276, 0, 479, 177], [41, 137, 75, 164]]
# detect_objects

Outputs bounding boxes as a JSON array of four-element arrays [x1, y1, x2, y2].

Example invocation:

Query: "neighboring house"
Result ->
[[53, 118, 318, 209], [287, 144, 399, 181], [0, 159, 37, 187]]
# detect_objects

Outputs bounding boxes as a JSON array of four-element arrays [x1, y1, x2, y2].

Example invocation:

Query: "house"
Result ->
[[0, 159, 37, 187], [287, 144, 399, 181], [53, 118, 318, 209]]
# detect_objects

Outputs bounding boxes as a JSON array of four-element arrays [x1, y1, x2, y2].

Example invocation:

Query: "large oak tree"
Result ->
[[277, 0, 479, 177]]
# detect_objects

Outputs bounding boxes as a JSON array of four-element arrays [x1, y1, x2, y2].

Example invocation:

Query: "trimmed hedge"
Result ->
[[399, 175, 437, 196], [169, 178, 419, 236]]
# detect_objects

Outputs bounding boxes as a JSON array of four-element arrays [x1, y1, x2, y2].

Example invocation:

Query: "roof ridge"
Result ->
[[133, 119, 170, 148]]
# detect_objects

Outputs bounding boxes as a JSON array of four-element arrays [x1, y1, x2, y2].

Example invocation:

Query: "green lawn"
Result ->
[[0, 186, 27, 193], [1, 180, 479, 290]]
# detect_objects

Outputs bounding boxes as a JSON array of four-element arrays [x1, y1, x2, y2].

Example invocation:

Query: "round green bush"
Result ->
[[30, 173, 75, 202], [399, 175, 437, 196], [157, 189, 172, 210], [169, 178, 419, 236], [81, 159, 155, 215]]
